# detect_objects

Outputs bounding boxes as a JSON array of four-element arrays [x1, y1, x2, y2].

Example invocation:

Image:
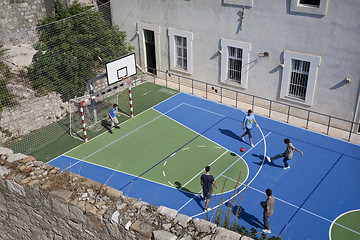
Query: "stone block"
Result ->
[[157, 206, 177, 219], [18, 165, 26, 171], [0, 147, 13, 157], [133, 200, 149, 210], [85, 204, 97, 214], [24, 166, 32, 173], [22, 156, 35, 164], [193, 218, 217, 234], [50, 168, 59, 174], [0, 166, 10, 178], [152, 230, 177, 240], [27, 179, 39, 186], [95, 201, 105, 209], [77, 201, 86, 208], [34, 169, 44, 175], [7, 153, 27, 163], [49, 189, 73, 203], [82, 178, 102, 189], [105, 186, 122, 199], [174, 213, 191, 227], [20, 176, 31, 184], [6, 180, 25, 197], [111, 210, 120, 225], [130, 220, 154, 238], [212, 227, 242, 240]]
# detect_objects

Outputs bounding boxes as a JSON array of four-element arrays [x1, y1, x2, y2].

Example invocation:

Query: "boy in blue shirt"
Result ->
[[108, 104, 121, 134], [241, 109, 258, 147]]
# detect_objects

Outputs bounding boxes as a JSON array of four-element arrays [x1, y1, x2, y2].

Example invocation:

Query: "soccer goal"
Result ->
[[69, 78, 134, 142]]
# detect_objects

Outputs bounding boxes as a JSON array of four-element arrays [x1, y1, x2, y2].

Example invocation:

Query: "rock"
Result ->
[[18, 165, 27, 171], [85, 204, 97, 214], [27, 179, 39, 186], [174, 213, 191, 227], [193, 218, 217, 234], [0, 147, 13, 158], [124, 220, 132, 230], [33, 161, 43, 167], [162, 223, 172, 231], [20, 176, 31, 184], [34, 169, 44, 175], [49, 190, 73, 203], [82, 178, 102, 189], [55, 111, 62, 119], [116, 203, 127, 211], [111, 211, 120, 225], [180, 235, 193, 240], [105, 186, 122, 199], [157, 206, 177, 219], [24, 166, 32, 173], [130, 220, 155, 238], [22, 156, 35, 164], [6, 180, 25, 197], [152, 230, 177, 240], [0, 166, 10, 178], [133, 201, 149, 210], [40, 181, 51, 191], [7, 153, 27, 163], [212, 227, 242, 240]]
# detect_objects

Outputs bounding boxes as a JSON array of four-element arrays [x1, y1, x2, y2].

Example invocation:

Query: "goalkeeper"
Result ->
[[108, 104, 121, 134]]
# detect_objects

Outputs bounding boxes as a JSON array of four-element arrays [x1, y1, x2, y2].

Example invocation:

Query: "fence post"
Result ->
[[192, 79, 194, 95], [287, 106, 290, 123], [252, 96, 254, 111], [236, 92, 238, 108], [348, 122, 354, 141], [306, 111, 310, 129], [165, 70, 168, 87], [178, 75, 180, 91], [326, 117, 331, 135], [206, 83, 208, 98], [220, 87, 223, 103], [269, 101, 272, 118]]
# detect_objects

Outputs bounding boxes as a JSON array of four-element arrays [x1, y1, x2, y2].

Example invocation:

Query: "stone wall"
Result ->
[[0, 147, 252, 240]]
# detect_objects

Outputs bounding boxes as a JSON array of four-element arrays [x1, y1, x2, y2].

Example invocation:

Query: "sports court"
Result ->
[[48, 91, 360, 240]]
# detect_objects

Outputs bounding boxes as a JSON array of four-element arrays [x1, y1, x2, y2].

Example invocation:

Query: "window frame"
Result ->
[[280, 50, 321, 106], [290, 0, 329, 16], [220, 38, 251, 89], [168, 28, 193, 75]]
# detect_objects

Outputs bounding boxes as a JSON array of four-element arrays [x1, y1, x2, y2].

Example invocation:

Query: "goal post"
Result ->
[[69, 78, 134, 142]]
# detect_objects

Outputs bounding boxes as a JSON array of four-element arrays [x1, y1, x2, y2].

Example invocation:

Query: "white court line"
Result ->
[[178, 131, 270, 214], [163, 161, 167, 166], [182, 102, 226, 117], [180, 150, 228, 190], [46, 91, 181, 165], [248, 186, 360, 236], [197, 145, 206, 148], [162, 171, 166, 177], [329, 209, 360, 237], [182, 147, 190, 151], [142, 90, 151, 96]]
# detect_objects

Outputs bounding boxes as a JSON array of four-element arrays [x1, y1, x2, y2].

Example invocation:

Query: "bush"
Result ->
[[28, 0, 134, 101], [0, 48, 16, 112]]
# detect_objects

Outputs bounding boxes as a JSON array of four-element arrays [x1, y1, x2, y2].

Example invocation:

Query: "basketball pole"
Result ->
[[128, 76, 134, 118]]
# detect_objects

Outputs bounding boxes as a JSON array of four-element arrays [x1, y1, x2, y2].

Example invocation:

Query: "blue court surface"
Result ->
[[48, 92, 360, 240]]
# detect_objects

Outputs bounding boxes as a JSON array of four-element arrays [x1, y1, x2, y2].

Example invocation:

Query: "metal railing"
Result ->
[[141, 67, 360, 143]]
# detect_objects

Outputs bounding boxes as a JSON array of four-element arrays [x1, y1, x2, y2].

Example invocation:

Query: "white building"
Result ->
[[110, 0, 360, 131]]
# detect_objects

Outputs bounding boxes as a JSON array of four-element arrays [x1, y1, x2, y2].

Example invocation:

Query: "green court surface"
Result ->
[[13, 82, 179, 162], [64, 108, 248, 194], [330, 210, 360, 240]]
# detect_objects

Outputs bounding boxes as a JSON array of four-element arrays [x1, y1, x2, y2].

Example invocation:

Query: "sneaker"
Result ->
[[283, 166, 290, 169], [266, 156, 271, 162], [241, 137, 245, 142], [114, 126, 120, 129], [109, 130, 113, 134], [262, 229, 271, 234], [251, 143, 255, 148]]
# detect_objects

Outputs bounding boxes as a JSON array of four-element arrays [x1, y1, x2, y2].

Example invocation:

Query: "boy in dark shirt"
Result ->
[[200, 166, 218, 211]]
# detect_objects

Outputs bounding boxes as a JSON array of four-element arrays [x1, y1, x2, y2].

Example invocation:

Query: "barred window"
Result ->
[[228, 47, 243, 83], [289, 59, 310, 100], [300, 0, 320, 7], [175, 36, 187, 70]]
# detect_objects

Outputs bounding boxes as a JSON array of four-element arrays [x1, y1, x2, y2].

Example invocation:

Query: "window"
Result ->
[[289, 59, 310, 100], [175, 36, 187, 70], [220, 38, 251, 89], [168, 28, 193, 74], [299, 0, 320, 7], [280, 50, 321, 106], [228, 47, 243, 83], [290, 0, 328, 16]]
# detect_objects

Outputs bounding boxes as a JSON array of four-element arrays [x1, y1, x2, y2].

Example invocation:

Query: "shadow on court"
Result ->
[[226, 203, 264, 229], [175, 181, 204, 210], [252, 154, 283, 169], [218, 128, 244, 143]]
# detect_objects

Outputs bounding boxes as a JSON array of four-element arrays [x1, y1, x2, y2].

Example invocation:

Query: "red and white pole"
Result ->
[[79, 102, 88, 142], [128, 81, 134, 118]]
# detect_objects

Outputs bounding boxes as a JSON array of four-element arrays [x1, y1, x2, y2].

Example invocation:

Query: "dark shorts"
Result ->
[[203, 191, 212, 200], [263, 215, 270, 229], [245, 128, 252, 138]]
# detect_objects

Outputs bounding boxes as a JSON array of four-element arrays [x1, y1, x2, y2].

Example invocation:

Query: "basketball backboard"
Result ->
[[106, 53, 136, 86]]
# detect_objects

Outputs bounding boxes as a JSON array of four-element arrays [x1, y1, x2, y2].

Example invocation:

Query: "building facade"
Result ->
[[110, 0, 360, 130]]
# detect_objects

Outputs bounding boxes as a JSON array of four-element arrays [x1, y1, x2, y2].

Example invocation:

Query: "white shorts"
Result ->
[[110, 116, 119, 126]]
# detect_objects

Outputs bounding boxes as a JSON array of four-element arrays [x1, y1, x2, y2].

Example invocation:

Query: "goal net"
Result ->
[[69, 79, 134, 142]]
